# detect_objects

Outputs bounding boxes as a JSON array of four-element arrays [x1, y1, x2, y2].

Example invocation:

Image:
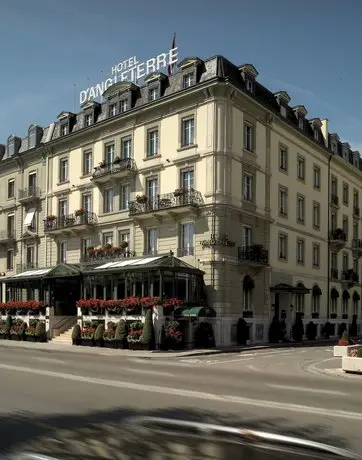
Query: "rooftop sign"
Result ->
[[79, 47, 179, 105]]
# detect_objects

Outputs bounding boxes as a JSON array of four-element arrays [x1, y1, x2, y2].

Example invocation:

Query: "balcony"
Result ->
[[329, 228, 346, 250], [129, 190, 203, 220], [81, 248, 136, 264], [353, 206, 360, 218], [0, 230, 16, 246], [341, 269, 359, 286], [330, 268, 339, 280], [16, 262, 38, 273], [238, 245, 269, 267], [44, 212, 97, 235], [330, 194, 339, 207], [91, 158, 137, 184], [352, 239, 362, 257], [18, 186, 41, 204]]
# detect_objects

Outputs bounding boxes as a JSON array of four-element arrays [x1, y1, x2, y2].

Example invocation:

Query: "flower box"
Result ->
[[136, 195, 147, 204], [334, 344, 362, 357], [174, 188, 187, 197], [129, 341, 144, 351], [10, 334, 20, 341], [104, 341, 115, 349], [25, 335, 37, 342], [81, 338, 94, 347], [342, 356, 362, 374]]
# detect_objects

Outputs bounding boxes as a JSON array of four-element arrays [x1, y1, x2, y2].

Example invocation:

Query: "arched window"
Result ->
[[353, 291, 360, 316], [330, 288, 339, 315], [242, 275, 255, 311], [295, 282, 306, 314], [312, 285, 322, 315], [342, 290, 350, 316]]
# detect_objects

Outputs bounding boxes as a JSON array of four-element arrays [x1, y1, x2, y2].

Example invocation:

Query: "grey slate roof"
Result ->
[[0, 55, 360, 172]]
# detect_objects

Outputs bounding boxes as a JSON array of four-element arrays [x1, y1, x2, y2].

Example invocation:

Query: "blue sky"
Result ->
[[1, 0, 362, 150]]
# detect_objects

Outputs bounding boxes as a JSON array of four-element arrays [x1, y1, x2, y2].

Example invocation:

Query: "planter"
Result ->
[[129, 341, 144, 350], [10, 334, 20, 341], [72, 338, 81, 346], [95, 339, 104, 348], [37, 336, 47, 343], [104, 341, 115, 349], [81, 338, 94, 347], [0, 335, 5, 340], [334, 345, 349, 357], [342, 356, 362, 374], [116, 340, 128, 349], [26, 335, 37, 342]]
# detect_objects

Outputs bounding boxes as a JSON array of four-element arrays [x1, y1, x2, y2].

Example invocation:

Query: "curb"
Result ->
[[0, 339, 336, 359]]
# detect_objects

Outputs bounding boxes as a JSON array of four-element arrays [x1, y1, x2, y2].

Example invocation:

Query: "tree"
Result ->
[[141, 309, 155, 350]]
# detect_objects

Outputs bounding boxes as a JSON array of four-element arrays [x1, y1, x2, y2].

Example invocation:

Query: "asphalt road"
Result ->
[[0, 345, 360, 459]]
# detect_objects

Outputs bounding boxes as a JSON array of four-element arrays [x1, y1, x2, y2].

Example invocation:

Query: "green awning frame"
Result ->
[[174, 306, 216, 318]]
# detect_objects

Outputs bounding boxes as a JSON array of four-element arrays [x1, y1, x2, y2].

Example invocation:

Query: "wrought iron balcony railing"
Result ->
[[329, 228, 347, 242], [330, 268, 339, 279], [330, 194, 339, 206], [238, 245, 269, 265], [92, 158, 136, 179], [18, 186, 41, 201], [44, 212, 97, 231], [129, 190, 203, 216], [352, 238, 362, 249], [341, 269, 359, 283], [81, 249, 136, 263]]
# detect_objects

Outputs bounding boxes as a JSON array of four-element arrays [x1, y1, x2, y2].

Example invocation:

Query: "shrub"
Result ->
[[5, 315, 12, 335], [141, 309, 155, 350], [72, 324, 81, 340], [159, 325, 167, 350], [292, 315, 304, 342], [94, 324, 105, 341], [18, 321, 27, 340], [35, 321, 46, 342], [358, 347, 362, 358], [236, 318, 249, 345], [115, 319, 128, 341], [306, 321, 317, 341]]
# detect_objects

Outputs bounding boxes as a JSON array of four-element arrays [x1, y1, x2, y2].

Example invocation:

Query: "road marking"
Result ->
[[304, 357, 342, 378], [122, 367, 174, 377], [246, 364, 262, 372], [32, 357, 67, 364], [205, 357, 255, 366], [266, 383, 347, 396], [0, 362, 362, 421]]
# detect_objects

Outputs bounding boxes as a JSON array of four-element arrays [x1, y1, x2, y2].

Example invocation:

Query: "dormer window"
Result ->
[[298, 117, 304, 130], [245, 79, 254, 93], [109, 103, 117, 117], [183, 73, 194, 89], [314, 130, 319, 141], [85, 113, 93, 127], [149, 87, 158, 101], [331, 143, 337, 154], [239, 64, 258, 96], [60, 124, 68, 136], [7, 135, 21, 157], [28, 124, 43, 149], [120, 99, 128, 113], [280, 106, 287, 118]]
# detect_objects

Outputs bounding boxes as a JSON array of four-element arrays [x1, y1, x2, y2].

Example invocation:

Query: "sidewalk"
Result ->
[[0, 338, 336, 359]]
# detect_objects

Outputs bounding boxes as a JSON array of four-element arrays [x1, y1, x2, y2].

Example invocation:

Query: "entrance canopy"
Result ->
[[174, 306, 216, 318], [4, 263, 84, 283], [270, 283, 311, 294]]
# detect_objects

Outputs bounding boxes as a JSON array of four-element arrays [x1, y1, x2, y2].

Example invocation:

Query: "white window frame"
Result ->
[[279, 147, 288, 171], [278, 234, 287, 259], [119, 183, 131, 211], [243, 123, 254, 151], [297, 195, 305, 223], [243, 174, 253, 202], [297, 157, 305, 180], [279, 188, 288, 216], [296, 239, 305, 264], [147, 129, 159, 157], [181, 117, 195, 147]]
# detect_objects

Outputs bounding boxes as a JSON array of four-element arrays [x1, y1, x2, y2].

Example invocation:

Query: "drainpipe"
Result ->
[[327, 154, 332, 319]]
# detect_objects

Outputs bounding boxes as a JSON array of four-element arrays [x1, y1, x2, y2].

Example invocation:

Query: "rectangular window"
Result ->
[[297, 157, 305, 180], [343, 183, 349, 205], [343, 216, 349, 239], [28, 172, 37, 190], [180, 168, 194, 189], [331, 177, 338, 196], [7, 214, 15, 238], [146, 177, 158, 200], [278, 234, 287, 260], [313, 202, 320, 229], [58, 199, 67, 217], [331, 252, 338, 270], [243, 226, 252, 246], [81, 194, 92, 214], [296, 239, 305, 264], [59, 158, 68, 183], [179, 222, 195, 256], [82, 238, 92, 255], [243, 174, 253, 202], [26, 245, 35, 267], [279, 187, 288, 216], [102, 232, 113, 246], [353, 258, 358, 274], [121, 136, 132, 159], [85, 113, 93, 127], [82, 150, 92, 175], [145, 228, 158, 255], [119, 230, 130, 246], [109, 103, 117, 117], [60, 124, 68, 136], [105, 144, 115, 165], [7, 179, 15, 199], [120, 99, 128, 113], [353, 222, 359, 239], [279, 146, 288, 171], [296, 195, 305, 223], [24, 208, 36, 229], [312, 244, 320, 267], [331, 212, 337, 232], [342, 253, 349, 272], [244, 124, 254, 151], [313, 166, 321, 189], [181, 117, 195, 147], [6, 249, 14, 271], [58, 242, 67, 263], [119, 184, 131, 210], [147, 129, 159, 157], [149, 87, 158, 101], [353, 190, 359, 209], [183, 74, 194, 88], [103, 188, 114, 213]]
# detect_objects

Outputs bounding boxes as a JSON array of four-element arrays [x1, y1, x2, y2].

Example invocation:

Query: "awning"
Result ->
[[342, 290, 350, 300], [312, 285, 322, 296], [331, 288, 339, 298], [24, 208, 36, 226], [174, 306, 216, 318], [270, 283, 311, 294], [353, 291, 360, 301]]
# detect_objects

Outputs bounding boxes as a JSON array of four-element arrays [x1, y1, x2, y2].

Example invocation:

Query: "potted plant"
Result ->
[[75, 208, 85, 217], [99, 161, 106, 168], [81, 322, 96, 346], [120, 241, 128, 249], [115, 319, 128, 349], [94, 323, 105, 347], [136, 194, 147, 204], [103, 322, 117, 348], [18, 321, 27, 341], [72, 324, 81, 346], [25, 319, 39, 342], [127, 321, 143, 350], [0, 320, 6, 340], [10, 319, 23, 340], [174, 187, 187, 197], [4, 315, 12, 340], [164, 320, 183, 350], [35, 321, 47, 342], [104, 243, 112, 251], [140, 309, 155, 351], [114, 156, 121, 164]]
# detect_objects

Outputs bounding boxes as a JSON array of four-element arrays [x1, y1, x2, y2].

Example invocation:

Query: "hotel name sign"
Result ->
[[79, 47, 179, 105]]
